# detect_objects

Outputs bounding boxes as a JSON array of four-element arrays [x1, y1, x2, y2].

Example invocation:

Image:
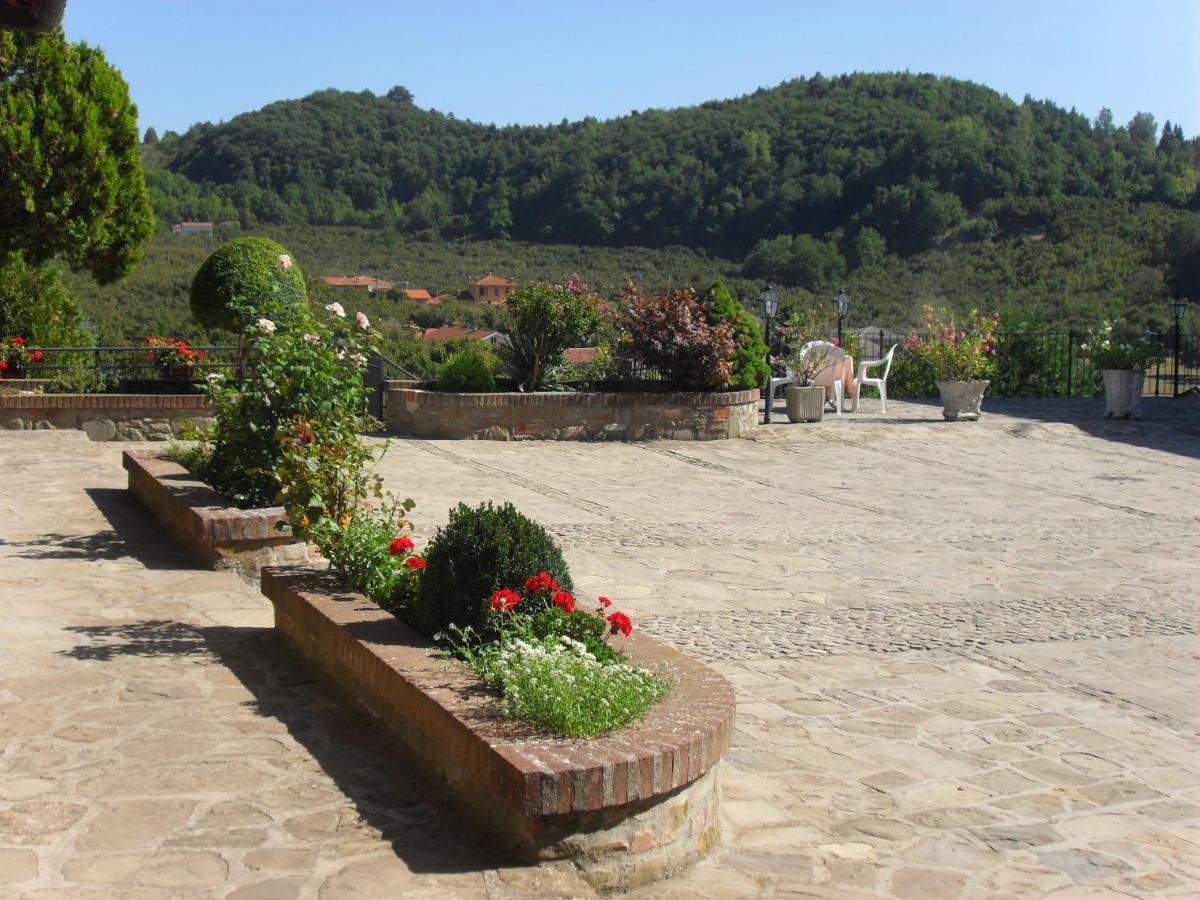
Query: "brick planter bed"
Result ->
[[383, 384, 759, 441], [2, 393, 213, 440], [123, 450, 310, 579], [261, 566, 736, 890]]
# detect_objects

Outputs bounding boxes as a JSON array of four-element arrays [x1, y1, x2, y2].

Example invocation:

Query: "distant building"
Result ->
[[564, 347, 598, 367], [171, 221, 214, 235], [417, 327, 505, 347], [401, 288, 434, 303], [465, 273, 517, 304], [321, 275, 395, 293]]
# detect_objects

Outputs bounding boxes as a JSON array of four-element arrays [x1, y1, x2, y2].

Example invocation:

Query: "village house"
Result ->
[[465, 273, 517, 304], [401, 288, 438, 303], [321, 275, 395, 293], [170, 221, 214, 235], [416, 326, 506, 347]]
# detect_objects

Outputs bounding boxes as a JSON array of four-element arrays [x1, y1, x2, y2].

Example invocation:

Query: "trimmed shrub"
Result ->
[[434, 347, 496, 392], [413, 501, 573, 636], [190, 237, 309, 332], [702, 279, 770, 390]]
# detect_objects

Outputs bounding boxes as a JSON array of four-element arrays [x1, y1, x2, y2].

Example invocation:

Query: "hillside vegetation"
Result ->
[[75, 72, 1200, 339]]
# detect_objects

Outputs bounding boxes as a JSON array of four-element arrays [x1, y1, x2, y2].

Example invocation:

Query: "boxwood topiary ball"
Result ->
[[190, 237, 309, 332]]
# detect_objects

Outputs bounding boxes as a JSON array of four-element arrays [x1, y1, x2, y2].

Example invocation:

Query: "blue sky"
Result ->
[[64, 1, 1200, 138]]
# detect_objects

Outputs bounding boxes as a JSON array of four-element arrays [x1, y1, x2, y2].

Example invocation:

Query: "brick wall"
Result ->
[[0, 393, 214, 441], [383, 386, 760, 441]]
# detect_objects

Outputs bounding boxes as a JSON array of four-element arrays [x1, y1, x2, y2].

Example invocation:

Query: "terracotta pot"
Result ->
[[937, 380, 989, 421], [160, 364, 194, 381]]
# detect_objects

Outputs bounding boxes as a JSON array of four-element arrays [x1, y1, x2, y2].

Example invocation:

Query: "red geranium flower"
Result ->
[[552, 590, 574, 614], [0, 361, 7, 372], [598, 596, 612, 608], [489, 588, 521, 613], [403, 556, 426, 570], [388, 535, 414, 556], [11, 336, 23, 345], [29, 350, 42, 363], [524, 571, 555, 593], [606, 611, 633, 637]]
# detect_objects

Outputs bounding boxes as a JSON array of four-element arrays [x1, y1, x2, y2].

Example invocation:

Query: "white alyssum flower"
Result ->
[[256, 318, 277, 333], [355, 311, 371, 331], [278, 253, 292, 270], [325, 302, 346, 318], [205, 372, 224, 384]]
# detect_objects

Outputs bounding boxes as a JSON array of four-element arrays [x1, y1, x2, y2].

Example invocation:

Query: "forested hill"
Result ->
[[145, 72, 1199, 261]]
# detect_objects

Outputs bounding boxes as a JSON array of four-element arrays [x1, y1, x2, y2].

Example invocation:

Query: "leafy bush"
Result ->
[[412, 501, 573, 636], [1079, 320, 1163, 370], [199, 281, 377, 507], [502, 276, 600, 391], [434, 347, 496, 392], [190, 238, 309, 332], [307, 499, 423, 613], [617, 281, 735, 390], [904, 306, 999, 382], [702, 279, 770, 390]]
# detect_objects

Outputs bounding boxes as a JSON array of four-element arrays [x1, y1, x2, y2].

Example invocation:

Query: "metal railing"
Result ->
[[4, 345, 240, 386], [856, 330, 1200, 399]]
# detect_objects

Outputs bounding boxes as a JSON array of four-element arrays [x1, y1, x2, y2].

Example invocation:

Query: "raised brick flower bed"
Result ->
[[2, 393, 213, 440], [383, 385, 759, 441], [261, 566, 736, 890], [123, 450, 310, 579]]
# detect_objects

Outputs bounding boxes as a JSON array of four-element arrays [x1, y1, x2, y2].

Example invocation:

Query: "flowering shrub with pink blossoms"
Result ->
[[904, 306, 999, 382]]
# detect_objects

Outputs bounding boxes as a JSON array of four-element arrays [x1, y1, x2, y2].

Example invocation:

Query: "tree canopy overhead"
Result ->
[[0, 28, 154, 284]]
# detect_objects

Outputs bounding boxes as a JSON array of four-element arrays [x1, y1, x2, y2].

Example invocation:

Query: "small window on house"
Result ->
[[479, 286, 488, 297]]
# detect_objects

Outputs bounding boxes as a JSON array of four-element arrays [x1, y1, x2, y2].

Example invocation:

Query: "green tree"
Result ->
[[190, 238, 309, 333], [0, 253, 90, 346], [0, 29, 154, 284], [702, 279, 770, 389]]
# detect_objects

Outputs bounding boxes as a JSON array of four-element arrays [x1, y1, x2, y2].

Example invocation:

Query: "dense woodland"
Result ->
[[65, 73, 1200, 341]]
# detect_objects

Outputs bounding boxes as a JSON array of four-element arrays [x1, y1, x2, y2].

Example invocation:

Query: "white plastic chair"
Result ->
[[764, 367, 794, 424], [799, 341, 846, 414], [853, 344, 897, 413]]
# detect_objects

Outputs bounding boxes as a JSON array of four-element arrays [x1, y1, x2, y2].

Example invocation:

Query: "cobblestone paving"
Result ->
[[641, 593, 1198, 660], [1, 397, 1198, 898]]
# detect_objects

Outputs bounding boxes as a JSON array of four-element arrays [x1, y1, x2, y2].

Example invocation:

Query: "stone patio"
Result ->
[[0, 397, 1197, 897]]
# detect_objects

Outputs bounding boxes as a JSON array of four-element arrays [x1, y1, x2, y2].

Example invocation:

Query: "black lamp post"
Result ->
[[1171, 298, 1188, 398], [759, 284, 780, 423], [833, 286, 851, 346], [759, 284, 780, 356]]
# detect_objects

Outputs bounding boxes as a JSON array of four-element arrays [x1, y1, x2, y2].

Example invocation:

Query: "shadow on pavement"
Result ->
[[0, 488, 192, 568], [58, 617, 514, 878]]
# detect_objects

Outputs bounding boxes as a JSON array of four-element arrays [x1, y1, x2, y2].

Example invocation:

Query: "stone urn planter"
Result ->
[[937, 380, 990, 421], [785, 384, 825, 423], [1102, 369, 1144, 419]]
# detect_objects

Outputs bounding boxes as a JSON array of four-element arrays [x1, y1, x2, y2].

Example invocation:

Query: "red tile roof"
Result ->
[[321, 275, 395, 289], [418, 327, 501, 342], [470, 273, 516, 286], [564, 347, 598, 367], [402, 289, 433, 301]]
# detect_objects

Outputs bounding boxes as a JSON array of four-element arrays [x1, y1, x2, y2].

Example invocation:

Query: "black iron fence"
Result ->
[[3, 345, 240, 389], [856, 329, 1200, 399]]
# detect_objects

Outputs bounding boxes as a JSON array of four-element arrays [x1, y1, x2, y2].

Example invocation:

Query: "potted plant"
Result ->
[[0, 336, 43, 379], [907, 307, 998, 421], [783, 342, 835, 422], [1079, 321, 1161, 419], [145, 336, 206, 380]]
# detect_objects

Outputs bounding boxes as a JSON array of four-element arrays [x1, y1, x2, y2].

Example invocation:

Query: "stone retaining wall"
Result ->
[[383, 385, 759, 441], [124, 450, 309, 580], [1, 393, 213, 441], [261, 567, 735, 890]]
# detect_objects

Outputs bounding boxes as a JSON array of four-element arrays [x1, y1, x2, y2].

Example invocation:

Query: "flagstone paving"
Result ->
[[0, 397, 1197, 898]]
